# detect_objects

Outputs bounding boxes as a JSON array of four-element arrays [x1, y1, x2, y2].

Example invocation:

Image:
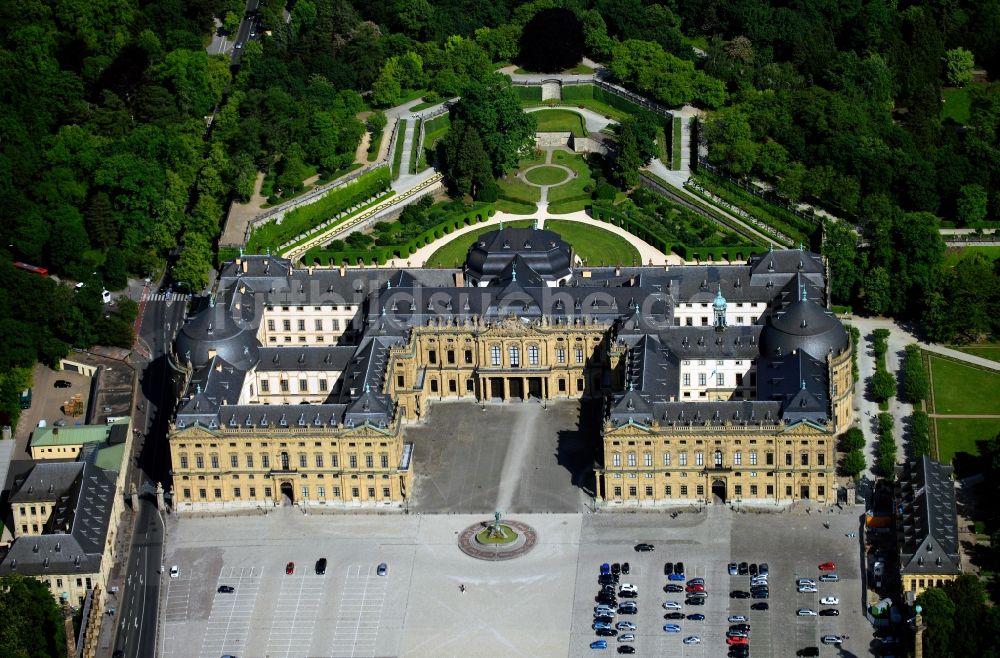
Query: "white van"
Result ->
[[102, 289, 112, 303]]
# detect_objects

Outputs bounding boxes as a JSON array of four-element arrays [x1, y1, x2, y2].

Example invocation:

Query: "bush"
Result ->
[[911, 410, 931, 457], [595, 181, 617, 201], [848, 325, 861, 383], [903, 344, 928, 404], [841, 449, 866, 479], [878, 412, 894, 436], [840, 427, 865, 452], [873, 328, 890, 358], [872, 369, 897, 403]]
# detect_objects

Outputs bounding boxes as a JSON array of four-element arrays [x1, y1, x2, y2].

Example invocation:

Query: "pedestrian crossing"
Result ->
[[144, 292, 189, 302]]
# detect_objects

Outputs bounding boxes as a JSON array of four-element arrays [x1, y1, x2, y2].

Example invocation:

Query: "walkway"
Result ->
[[392, 119, 419, 192]]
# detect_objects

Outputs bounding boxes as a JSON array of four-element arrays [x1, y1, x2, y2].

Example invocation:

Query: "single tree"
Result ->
[[840, 450, 866, 479]]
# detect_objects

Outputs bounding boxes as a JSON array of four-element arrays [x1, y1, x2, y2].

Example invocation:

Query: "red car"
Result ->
[[727, 636, 749, 646], [285, 562, 295, 574], [685, 584, 706, 593], [818, 562, 837, 572]]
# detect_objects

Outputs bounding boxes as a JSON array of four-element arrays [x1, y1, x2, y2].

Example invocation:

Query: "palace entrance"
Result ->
[[490, 378, 505, 400], [280, 481, 294, 505], [711, 479, 726, 503], [527, 377, 543, 399], [508, 378, 524, 400]]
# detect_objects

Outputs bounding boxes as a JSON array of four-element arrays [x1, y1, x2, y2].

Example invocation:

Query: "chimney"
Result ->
[[241, 260, 248, 273], [454, 271, 464, 287], [340, 263, 347, 277]]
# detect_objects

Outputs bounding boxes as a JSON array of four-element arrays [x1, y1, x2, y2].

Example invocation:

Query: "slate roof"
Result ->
[[466, 227, 572, 283], [1, 462, 117, 577], [257, 346, 356, 373], [896, 456, 962, 576]]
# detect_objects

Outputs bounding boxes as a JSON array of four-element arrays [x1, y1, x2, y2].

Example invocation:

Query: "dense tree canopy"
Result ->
[[518, 8, 584, 73], [449, 72, 536, 176], [0, 575, 66, 658]]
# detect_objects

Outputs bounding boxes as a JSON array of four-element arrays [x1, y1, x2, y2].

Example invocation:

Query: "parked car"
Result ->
[[619, 583, 637, 593], [169, 565, 179, 578], [751, 589, 770, 599], [674, 562, 685, 574], [819, 573, 839, 582], [729, 647, 750, 658], [315, 558, 327, 575], [663, 624, 681, 633], [797, 578, 817, 586], [820, 596, 839, 605], [664, 612, 685, 620], [664, 562, 674, 575], [686, 585, 705, 593], [749, 563, 758, 576], [685, 597, 706, 606], [798, 585, 818, 593], [665, 584, 684, 593], [730, 623, 751, 632], [217, 585, 234, 593], [821, 635, 843, 645], [686, 591, 707, 599], [635, 543, 655, 552], [737, 562, 749, 575], [596, 628, 618, 637], [285, 562, 295, 574], [54, 380, 71, 388], [727, 636, 749, 646], [727, 630, 749, 639], [621, 562, 630, 575], [615, 621, 636, 631], [683, 636, 701, 645], [751, 602, 770, 611], [595, 606, 617, 616], [618, 633, 635, 643], [818, 561, 837, 571], [759, 563, 769, 576], [618, 590, 637, 599], [668, 573, 685, 581], [590, 640, 608, 650], [600, 574, 620, 586], [730, 590, 750, 599], [617, 646, 635, 655], [662, 601, 683, 610], [601, 563, 611, 575], [797, 608, 818, 616], [594, 621, 613, 631], [612, 563, 621, 575], [819, 609, 840, 616], [687, 577, 705, 585], [728, 563, 739, 575], [797, 648, 820, 657], [595, 615, 615, 625], [618, 604, 638, 615], [686, 613, 705, 620], [727, 615, 748, 623]]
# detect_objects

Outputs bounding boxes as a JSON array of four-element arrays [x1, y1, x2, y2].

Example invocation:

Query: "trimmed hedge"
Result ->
[[561, 84, 594, 101], [248, 168, 391, 253], [514, 86, 542, 101], [903, 344, 929, 404], [305, 203, 495, 266]]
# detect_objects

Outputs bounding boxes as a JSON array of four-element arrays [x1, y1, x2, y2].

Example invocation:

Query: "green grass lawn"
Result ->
[[418, 114, 450, 170], [671, 117, 683, 171], [944, 245, 1000, 266], [524, 166, 569, 185], [518, 151, 547, 168], [497, 175, 541, 203], [410, 118, 422, 173], [547, 151, 594, 213], [531, 109, 588, 136], [391, 119, 407, 180], [544, 219, 640, 266], [929, 354, 1000, 415], [424, 220, 534, 267], [941, 87, 972, 124], [949, 344, 1000, 363], [935, 418, 1000, 465]]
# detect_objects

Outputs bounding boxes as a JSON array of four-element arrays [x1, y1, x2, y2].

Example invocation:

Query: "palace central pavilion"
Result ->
[[168, 226, 852, 510]]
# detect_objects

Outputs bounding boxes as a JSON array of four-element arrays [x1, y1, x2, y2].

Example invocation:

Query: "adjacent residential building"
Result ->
[[896, 455, 962, 600], [1, 461, 125, 606], [168, 227, 852, 511], [29, 419, 131, 461]]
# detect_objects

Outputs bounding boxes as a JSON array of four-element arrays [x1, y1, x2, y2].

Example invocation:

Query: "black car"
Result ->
[[749, 583, 769, 591], [619, 590, 637, 598], [664, 612, 685, 620], [759, 563, 769, 576], [612, 563, 621, 575], [729, 648, 751, 658], [797, 648, 820, 657], [54, 380, 71, 388], [217, 585, 235, 593], [819, 609, 840, 616], [751, 590, 769, 599], [751, 602, 770, 611], [597, 595, 618, 606], [596, 628, 618, 637], [737, 562, 749, 575], [618, 646, 636, 655], [315, 558, 327, 575], [601, 584, 616, 594], [730, 623, 751, 632], [621, 562, 630, 575], [635, 543, 655, 552], [599, 574, 619, 585], [664, 562, 674, 575], [674, 562, 685, 574], [595, 615, 615, 624], [730, 590, 751, 599], [618, 606, 638, 615], [685, 597, 706, 606], [749, 563, 758, 576], [665, 584, 684, 593]]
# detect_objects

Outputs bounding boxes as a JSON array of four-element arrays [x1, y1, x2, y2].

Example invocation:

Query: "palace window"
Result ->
[[195, 454, 204, 468], [575, 348, 584, 363], [734, 451, 742, 465], [663, 452, 671, 466], [465, 349, 473, 363], [261, 454, 270, 468], [698, 373, 706, 386], [368, 487, 376, 498], [233, 487, 241, 498], [696, 485, 704, 496], [366, 455, 374, 468], [383, 487, 391, 497], [381, 454, 389, 468], [315, 319, 323, 331], [528, 345, 539, 365], [491, 345, 502, 366], [785, 453, 793, 466], [614, 486, 622, 497], [301, 486, 309, 498], [714, 450, 723, 466], [230, 454, 238, 468], [680, 485, 688, 496], [267, 319, 275, 331], [509, 346, 520, 367], [350, 455, 357, 468], [332, 319, 340, 330], [695, 452, 704, 466], [629, 486, 637, 497], [210, 454, 219, 468], [299, 454, 307, 468], [644, 452, 652, 467], [260, 379, 269, 392], [319, 379, 327, 391], [331, 454, 338, 468], [447, 350, 455, 364], [801, 453, 809, 466], [627, 452, 636, 467], [818, 453, 825, 466], [717, 373, 724, 386], [750, 485, 757, 496], [180, 454, 188, 469], [299, 379, 307, 392], [679, 452, 688, 466], [428, 349, 437, 364], [318, 486, 325, 498], [734, 485, 742, 497], [556, 348, 566, 363], [612, 452, 621, 467], [280, 379, 289, 392], [665, 485, 672, 496], [766, 452, 774, 465], [246, 454, 253, 468], [683, 373, 690, 386], [298, 319, 305, 331], [283, 320, 291, 331]]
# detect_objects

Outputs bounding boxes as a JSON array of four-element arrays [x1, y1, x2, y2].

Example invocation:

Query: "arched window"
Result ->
[[490, 344, 501, 366], [508, 345, 520, 367]]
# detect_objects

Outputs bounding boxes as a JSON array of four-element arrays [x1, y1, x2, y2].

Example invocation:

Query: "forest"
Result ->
[[1, 0, 999, 424]]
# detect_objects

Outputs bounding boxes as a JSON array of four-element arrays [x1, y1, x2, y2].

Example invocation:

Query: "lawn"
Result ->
[[943, 245, 1000, 266], [544, 220, 640, 266], [424, 220, 534, 268], [935, 418, 1000, 465], [928, 354, 1000, 415], [418, 114, 450, 170], [497, 175, 541, 203], [410, 118, 422, 173], [949, 343, 1000, 364], [671, 117, 683, 171], [531, 109, 588, 136], [941, 87, 971, 124], [391, 119, 407, 180], [524, 166, 569, 185], [547, 151, 594, 213]]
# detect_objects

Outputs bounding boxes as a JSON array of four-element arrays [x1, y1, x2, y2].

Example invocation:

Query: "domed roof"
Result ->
[[759, 297, 848, 360], [466, 226, 571, 282], [175, 290, 261, 371]]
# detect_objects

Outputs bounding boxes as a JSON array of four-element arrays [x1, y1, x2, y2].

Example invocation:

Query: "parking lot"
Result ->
[[160, 504, 872, 657]]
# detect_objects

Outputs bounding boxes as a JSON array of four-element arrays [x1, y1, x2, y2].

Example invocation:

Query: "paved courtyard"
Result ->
[[159, 504, 874, 658], [407, 400, 599, 514]]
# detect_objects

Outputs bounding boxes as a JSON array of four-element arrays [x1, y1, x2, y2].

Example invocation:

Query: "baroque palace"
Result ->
[[168, 226, 852, 510]]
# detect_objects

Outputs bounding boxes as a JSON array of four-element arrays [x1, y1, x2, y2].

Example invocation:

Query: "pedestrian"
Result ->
[[459, 584, 466, 593]]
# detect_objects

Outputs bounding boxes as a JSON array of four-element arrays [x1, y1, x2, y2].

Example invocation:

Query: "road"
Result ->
[[109, 291, 187, 658], [112, 499, 164, 658]]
